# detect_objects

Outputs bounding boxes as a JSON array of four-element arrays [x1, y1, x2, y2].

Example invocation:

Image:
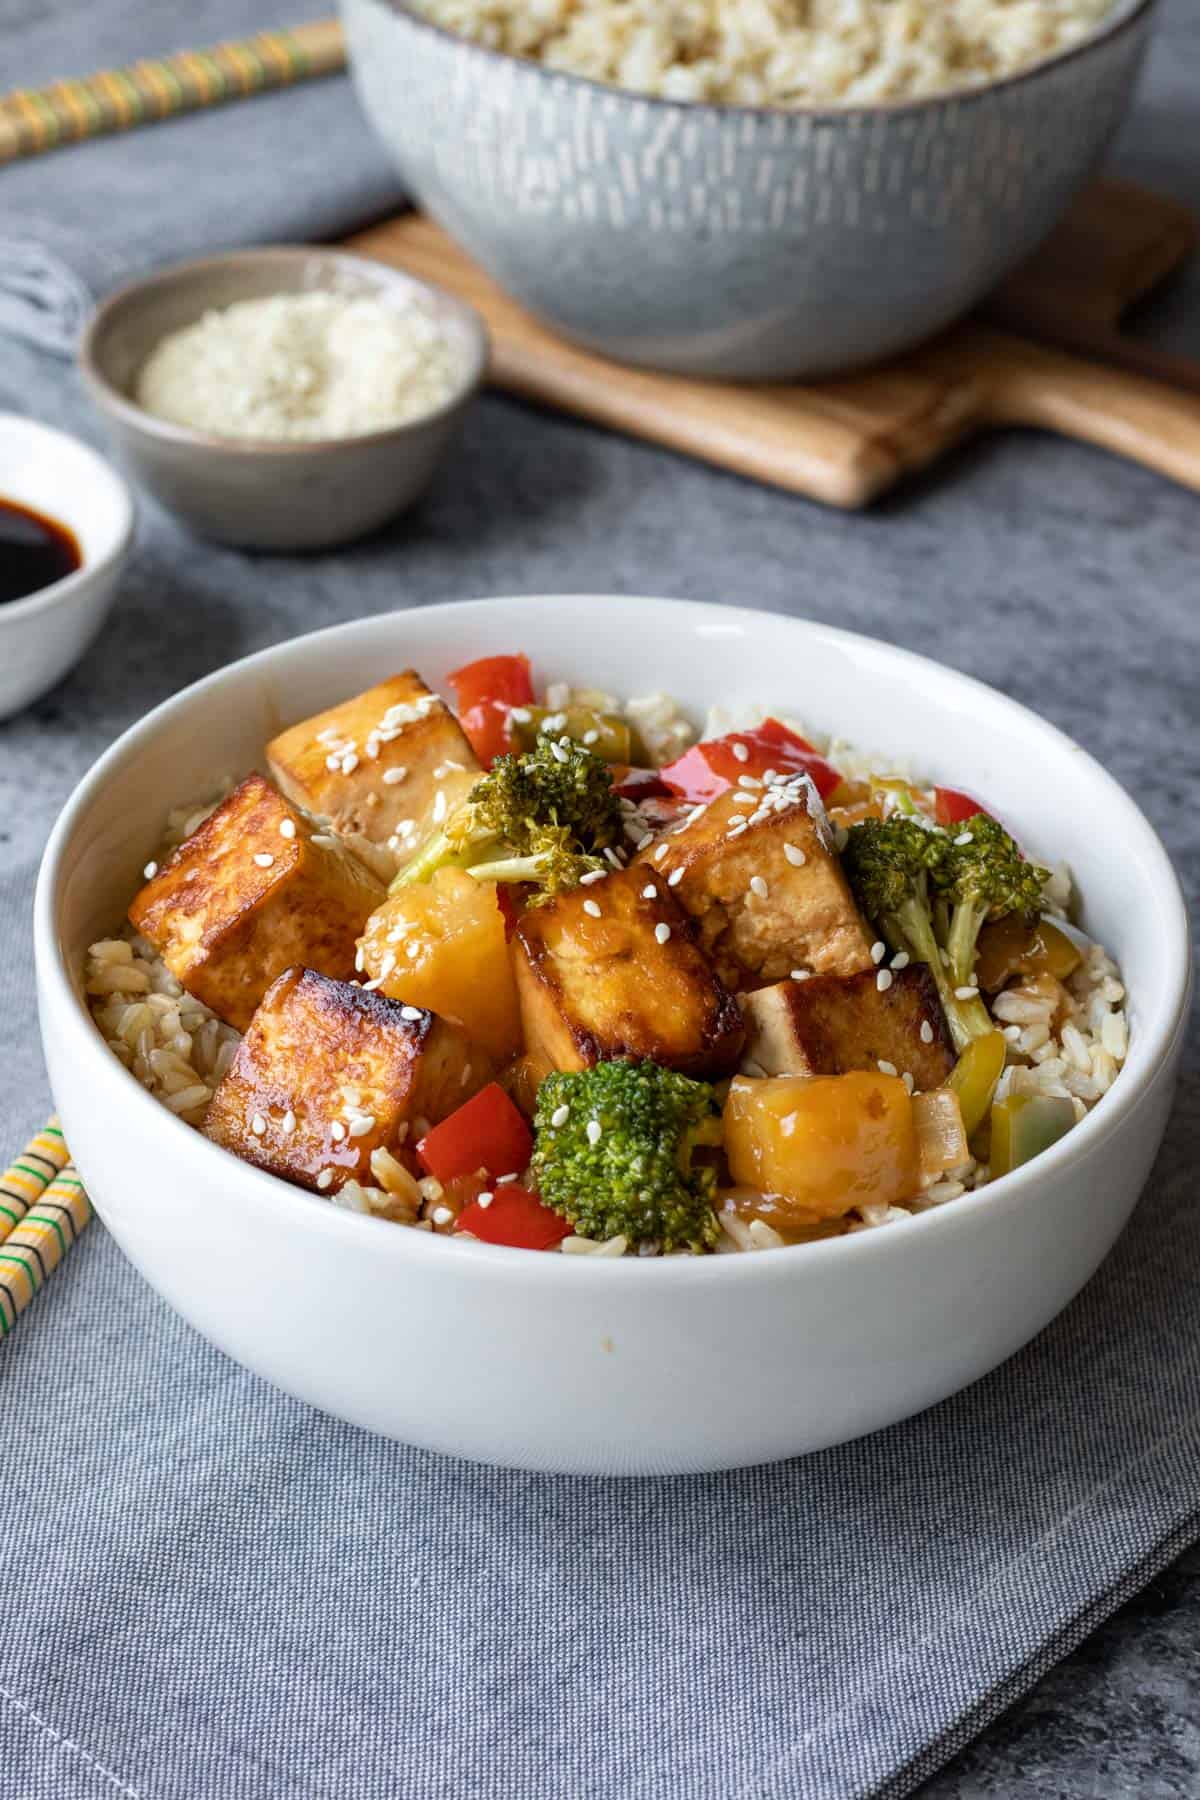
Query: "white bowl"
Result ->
[[35, 597, 1191, 1474], [0, 414, 134, 719]]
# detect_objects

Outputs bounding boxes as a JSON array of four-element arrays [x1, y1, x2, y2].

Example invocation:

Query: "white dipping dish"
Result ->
[[35, 597, 1191, 1474], [0, 414, 134, 719]]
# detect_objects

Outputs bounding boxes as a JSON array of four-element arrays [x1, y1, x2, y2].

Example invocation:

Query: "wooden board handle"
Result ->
[[971, 327, 1200, 494]]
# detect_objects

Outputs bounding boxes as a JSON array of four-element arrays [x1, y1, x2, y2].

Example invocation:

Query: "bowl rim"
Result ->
[[366, 0, 1154, 123], [35, 593, 1193, 1288], [78, 245, 490, 460], [0, 411, 135, 624]]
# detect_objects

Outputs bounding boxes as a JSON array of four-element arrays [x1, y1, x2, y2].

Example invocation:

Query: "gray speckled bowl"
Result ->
[[80, 247, 488, 552], [342, 0, 1155, 381]]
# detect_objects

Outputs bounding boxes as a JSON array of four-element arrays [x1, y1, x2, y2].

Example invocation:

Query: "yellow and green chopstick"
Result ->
[[0, 16, 346, 166], [0, 1119, 92, 1336]]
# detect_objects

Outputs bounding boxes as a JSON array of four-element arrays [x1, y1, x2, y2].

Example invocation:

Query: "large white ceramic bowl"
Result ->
[[35, 598, 1191, 1474]]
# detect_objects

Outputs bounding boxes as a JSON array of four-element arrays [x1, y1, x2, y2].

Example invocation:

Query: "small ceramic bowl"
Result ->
[[79, 247, 488, 552], [0, 414, 134, 720], [342, 0, 1154, 379], [35, 597, 1192, 1474]]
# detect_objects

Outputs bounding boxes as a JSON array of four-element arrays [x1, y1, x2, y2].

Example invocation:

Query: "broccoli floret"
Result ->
[[843, 813, 1048, 1052], [936, 814, 1049, 992], [394, 736, 624, 900], [530, 1060, 723, 1252], [843, 816, 986, 1051]]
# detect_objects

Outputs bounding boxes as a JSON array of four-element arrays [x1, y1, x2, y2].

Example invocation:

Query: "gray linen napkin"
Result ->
[[3, 1, 1200, 1795], [0, 0, 403, 353]]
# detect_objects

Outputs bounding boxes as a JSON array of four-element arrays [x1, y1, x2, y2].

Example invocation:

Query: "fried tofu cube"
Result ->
[[740, 965, 954, 1091], [513, 865, 744, 1078], [129, 773, 384, 1031], [202, 966, 492, 1195], [634, 780, 875, 989], [266, 672, 480, 878]]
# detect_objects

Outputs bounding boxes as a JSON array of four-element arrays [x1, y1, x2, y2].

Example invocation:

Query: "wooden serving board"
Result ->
[[347, 178, 1200, 508]]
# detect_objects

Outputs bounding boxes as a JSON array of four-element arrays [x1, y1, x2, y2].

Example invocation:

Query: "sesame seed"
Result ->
[[727, 819, 749, 837], [586, 1119, 602, 1146], [279, 818, 297, 839], [783, 843, 807, 867], [871, 941, 886, 965], [902, 1072, 915, 1095], [497, 1172, 518, 1184], [341, 752, 359, 776], [955, 985, 980, 1000], [354, 946, 366, 973], [731, 742, 750, 763], [954, 831, 973, 846], [737, 774, 762, 790], [395, 819, 416, 838], [919, 1020, 934, 1044], [432, 790, 448, 824], [582, 899, 602, 918], [330, 1121, 347, 1142], [603, 847, 624, 868], [400, 1005, 424, 1021], [432, 1206, 453, 1226], [761, 768, 778, 785], [790, 969, 812, 982], [379, 952, 396, 979], [142, 861, 158, 880], [891, 951, 910, 970], [667, 868, 684, 887], [250, 1112, 267, 1136], [406, 943, 421, 960], [510, 707, 532, 724], [655, 922, 671, 944], [550, 741, 569, 764], [653, 844, 669, 862], [877, 1060, 898, 1077], [317, 1170, 334, 1191], [316, 727, 341, 744], [361, 976, 384, 992], [583, 729, 600, 746], [642, 884, 657, 899], [636, 832, 655, 850], [281, 1110, 296, 1135], [551, 1104, 570, 1128], [877, 969, 894, 992], [325, 753, 342, 772], [477, 1192, 494, 1209], [580, 869, 606, 885], [733, 792, 756, 806], [253, 852, 274, 869], [750, 876, 768, 899], [382, 767, 408, 786]]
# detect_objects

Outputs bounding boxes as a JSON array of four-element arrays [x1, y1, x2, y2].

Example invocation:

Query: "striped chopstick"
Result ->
[[0, 1119, 92, 1337], [0, 16, 346, 167]]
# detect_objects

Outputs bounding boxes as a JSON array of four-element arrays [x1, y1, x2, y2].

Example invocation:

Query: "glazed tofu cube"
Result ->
[[513, 865, 744, 1078], [740, 965, 954, 1091], [129, 773, 384, 1031], [634, 779, 875, 989], [202, 966, 492, 1195], [266, 672, 480, 877]]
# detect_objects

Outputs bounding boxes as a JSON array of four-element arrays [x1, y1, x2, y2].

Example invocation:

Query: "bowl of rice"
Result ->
[[35, 596, 1191, 1474], [80, 247, 488, 551], [340, 0, 1154, 380]]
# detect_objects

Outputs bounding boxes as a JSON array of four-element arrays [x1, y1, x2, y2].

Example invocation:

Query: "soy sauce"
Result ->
[[0, 497, 81, 604]]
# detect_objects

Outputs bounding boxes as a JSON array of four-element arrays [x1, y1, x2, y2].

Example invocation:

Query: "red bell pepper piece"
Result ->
[[447, 653, 534, 767], [934, 786, 988, 827], [660, 719, 841, 805], [416, 1082, 533, 1186], [454, 1181, 570, 1250]]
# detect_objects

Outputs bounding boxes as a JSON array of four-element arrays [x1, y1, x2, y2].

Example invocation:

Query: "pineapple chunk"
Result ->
[[129, 773, 383, 1031], [513, 865, 744, 1077], [633, 778, 875, 989], [357, 869, 522, 1063], [724, 1072, 918, 1222], [266, 672, 480, 878], [203, 966, 491, 1195]]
